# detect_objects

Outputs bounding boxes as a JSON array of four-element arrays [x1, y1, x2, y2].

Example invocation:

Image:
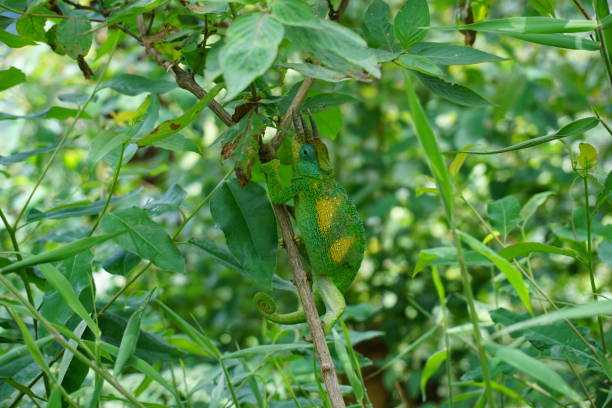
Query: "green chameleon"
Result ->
[[255, 113, 365, 334]]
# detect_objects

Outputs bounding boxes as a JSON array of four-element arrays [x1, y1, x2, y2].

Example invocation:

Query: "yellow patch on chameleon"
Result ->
[[329, 236, 356, 263], [316, 197, 340, 233]]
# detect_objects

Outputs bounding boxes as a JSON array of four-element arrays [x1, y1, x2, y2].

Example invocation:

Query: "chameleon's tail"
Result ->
[[254, 292, 306, 324]]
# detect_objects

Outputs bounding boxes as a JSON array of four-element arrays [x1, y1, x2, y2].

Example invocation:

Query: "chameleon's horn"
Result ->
[[291, 111, 304, 141], [300, 114, 312, 142], [307, 111, 319, 140]]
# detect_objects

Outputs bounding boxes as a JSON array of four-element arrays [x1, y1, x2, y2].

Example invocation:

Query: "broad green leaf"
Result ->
[[220, 13, 284, 100], [271, 0, 319, 28], [403, 72, 453, 216], [362, 0, 394, 50], [487, 195, 521, 238], [189, 237, 247, 274], [281, 63, 349, 82], [101, 74, 177, 96], [0, 231, 124, 274], [39, 264, 100, 336], [499, 242, 576, 260], [302, 93, 358, 112], [27, 190, 141, 221], [155, 300, 220, 357], [210, 179, 277, 288], [409, 42, 505, 65], [40, 252, 93, 333], [101, 207, 184, 272], [485, 343, 582, 403], [102, 249, 141, 276], [416, 72, 493, 107], [0, 67, 26, 91], [420, 349, 447, 400], [393, 0, 429, 49], [457, 116, 599, 154], [429, 16, 598, 34], [223, 343, 312, 359], [520, 191, 553, 226], [576, 142, 597, 170], [56, 15, 92, 58], [114, 293, 152, 376], [504, 33, 600, 50], [490, 308, 595, 364], [138, 85, 224, 146], [144, 184, 186, 215], [0, 143, 57, 166], [459, 231, 532, 314], [0, 29, 37, 47], [397, 54, 444, 76], [15, 15, 46, 42], [285, 22, 380, 79], [11, 312, 51, 377], [495, 300, 612, 337]]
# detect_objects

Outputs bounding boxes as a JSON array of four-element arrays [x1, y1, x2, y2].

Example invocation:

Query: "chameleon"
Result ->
[[254, 113, 365, 334]]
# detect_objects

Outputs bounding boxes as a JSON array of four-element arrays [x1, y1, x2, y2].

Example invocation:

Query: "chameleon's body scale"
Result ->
[[256, 117, 365, 334]]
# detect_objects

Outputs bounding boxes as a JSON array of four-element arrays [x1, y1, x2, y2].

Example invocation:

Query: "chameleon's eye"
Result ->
[[300, 144, 316, 160]]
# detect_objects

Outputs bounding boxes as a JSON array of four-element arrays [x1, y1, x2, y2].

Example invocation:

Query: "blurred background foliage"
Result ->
[[0, 0, 611, 406]]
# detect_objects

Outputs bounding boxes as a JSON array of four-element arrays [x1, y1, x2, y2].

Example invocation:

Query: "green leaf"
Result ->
[[362, 0, 394, 50], [271, 0, 319, 28], [0, 231, 124, 274], [144, 184, 186, 215], [504, 33, 600, 50], [0, 336, 53, 367], [155, 300, 220, 358], [485, 343, 582, 403], [0, 106, 91, 121], [114, 293, 152, 376], [393, 0, 429, 49], [420, 349, 447, 400], [403, 72, 453, 216], [457, 116, 600, 154], [459, 231, 532, 314], [498, 242, 576, 260], [223, 343, 312, 359], [495, 300, 612, 337], [220, 13, 284, 101], [333, 330, 364, 401], [39, 263, 100, 336], [302, 93, 358, 112], [397, 54, 444, 76], [102, 249, 141, 276], [487, 195, 521, 238], [189, 237, 247, 275], [101, 74, 177, 96], [528, 0, 555, 17], [281, 63, 349, 82], [409, 42, 505, 65], [0, 143, 57, 165], [0, 29, 37, 47], [429, 16, 598, 34], [56, 15, 92, 58], [15, 15, 46, 42], [520, 191, 553, 226], [27, 190, 141, 221], [139, 85, 223, 146], [576, 142, 597, 170], [210, 180, 277, 288], [101, 207, 184, 272], [416, 72, 493, 107], [11, 312, 51, 377]]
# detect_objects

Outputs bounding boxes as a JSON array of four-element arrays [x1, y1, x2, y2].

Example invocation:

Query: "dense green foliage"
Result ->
[[0, 0, 611, 406]]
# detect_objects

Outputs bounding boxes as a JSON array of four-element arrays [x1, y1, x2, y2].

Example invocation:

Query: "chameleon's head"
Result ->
[[297, 144, 325, 176]]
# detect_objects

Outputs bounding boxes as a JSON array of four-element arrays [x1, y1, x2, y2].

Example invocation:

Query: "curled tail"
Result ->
[[254, 292, 306, 325]]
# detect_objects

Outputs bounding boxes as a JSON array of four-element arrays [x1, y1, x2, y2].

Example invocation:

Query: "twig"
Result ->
[[273, 205, 345, 408]]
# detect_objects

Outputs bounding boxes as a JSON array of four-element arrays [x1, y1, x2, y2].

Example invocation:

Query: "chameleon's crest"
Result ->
[[290, 111, 332, 174]]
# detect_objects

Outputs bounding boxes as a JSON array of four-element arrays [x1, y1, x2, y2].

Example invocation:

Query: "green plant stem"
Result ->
[[88, 143, 127, 237], [219, 357, 241, 407], [582, 175, 607, 355], [450, 226, 494, 408]]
